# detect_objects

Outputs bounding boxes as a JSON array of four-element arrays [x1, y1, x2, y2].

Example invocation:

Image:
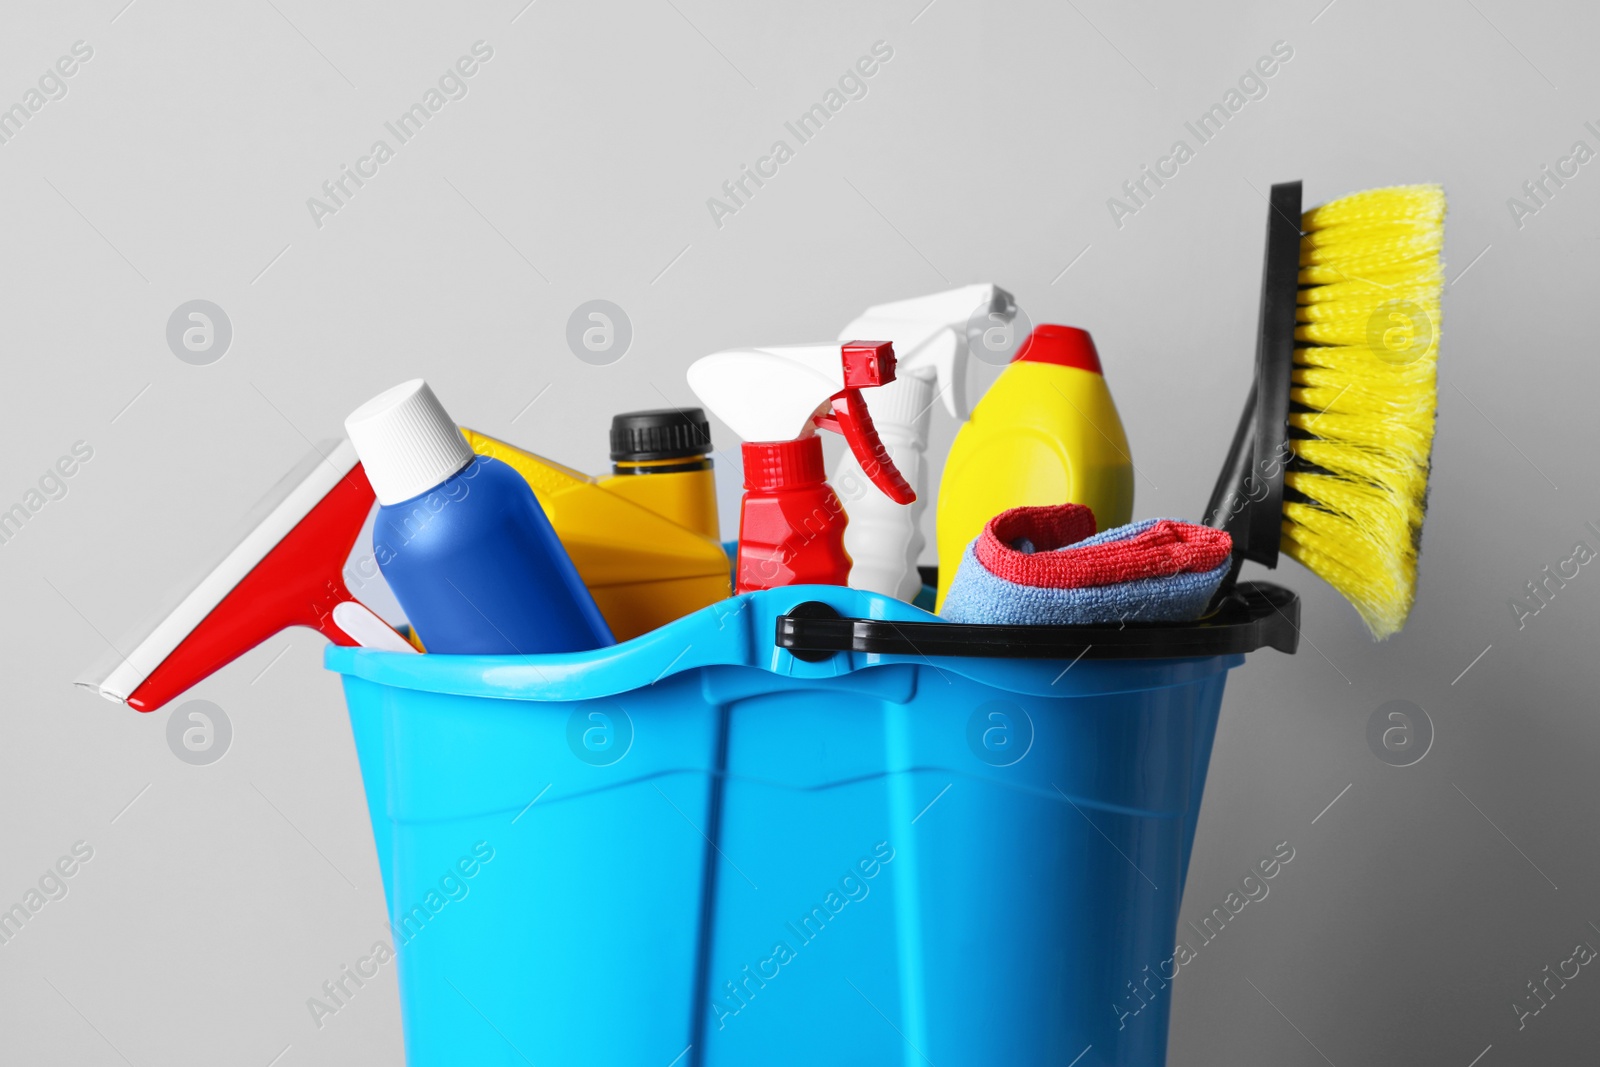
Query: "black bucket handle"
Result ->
[[775, 581, 1300, 662]]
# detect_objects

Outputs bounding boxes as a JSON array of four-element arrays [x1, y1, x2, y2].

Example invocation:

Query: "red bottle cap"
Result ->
[[742, 436, 826, 492], [1013, 324, 1102, 374]]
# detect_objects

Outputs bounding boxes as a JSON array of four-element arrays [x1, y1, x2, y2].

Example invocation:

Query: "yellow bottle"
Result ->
[[599, 410, 721, 541], [934, 325, 1134, 611], [461, 409, 730, 641]]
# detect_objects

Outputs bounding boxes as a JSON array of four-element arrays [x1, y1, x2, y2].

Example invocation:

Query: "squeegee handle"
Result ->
[[319, 598, 416, 653]]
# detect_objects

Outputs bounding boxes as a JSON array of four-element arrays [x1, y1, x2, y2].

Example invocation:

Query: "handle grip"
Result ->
[[775, 582, 1300, 661]]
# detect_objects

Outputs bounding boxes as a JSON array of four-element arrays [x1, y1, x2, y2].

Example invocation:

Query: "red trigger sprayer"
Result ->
[[687, 341, 914, 593]]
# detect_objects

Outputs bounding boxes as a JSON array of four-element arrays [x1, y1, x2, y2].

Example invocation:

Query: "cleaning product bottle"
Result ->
[[601, 409, 720, 541], [345, 379, 613, 654], [934, 325, 1134, 611], [457, 410, 729, 642], [831, 283, 1014, 601], [688, 341, 914, 593]]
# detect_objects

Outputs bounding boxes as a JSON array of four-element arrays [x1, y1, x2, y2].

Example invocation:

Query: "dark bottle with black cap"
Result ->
[[601, 408, 720, 542]]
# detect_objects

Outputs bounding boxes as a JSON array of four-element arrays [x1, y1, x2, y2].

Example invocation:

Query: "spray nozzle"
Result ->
[[814, 341, 915, 505], [685, 340, 916, 507], [838, 283, 1015, 422]]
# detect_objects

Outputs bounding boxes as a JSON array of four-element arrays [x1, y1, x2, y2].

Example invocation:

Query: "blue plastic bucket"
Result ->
[[327, 581, 1296, 1066]]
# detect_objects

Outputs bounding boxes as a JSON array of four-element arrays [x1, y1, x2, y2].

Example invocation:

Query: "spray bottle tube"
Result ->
[[688, 341, 914, 594]]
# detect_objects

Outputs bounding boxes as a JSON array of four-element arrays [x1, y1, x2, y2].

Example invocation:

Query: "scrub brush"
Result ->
[[1204, 181, 1445, 638]]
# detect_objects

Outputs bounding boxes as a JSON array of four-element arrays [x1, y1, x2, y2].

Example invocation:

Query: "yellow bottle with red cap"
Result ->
[[934, 325, 1134, 610]]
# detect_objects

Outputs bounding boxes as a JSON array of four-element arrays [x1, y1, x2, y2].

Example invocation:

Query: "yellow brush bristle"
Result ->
[[1280, 184, 1445, 639]]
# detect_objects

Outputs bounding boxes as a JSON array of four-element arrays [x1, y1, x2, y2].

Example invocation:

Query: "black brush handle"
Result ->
[[1202, 383, 1257, 609], [1204, 381, 1258, 538], [1242, 180, 1303, 569], [1202, 180, 1303, 610]]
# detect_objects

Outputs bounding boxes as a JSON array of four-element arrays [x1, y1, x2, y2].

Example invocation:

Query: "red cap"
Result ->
[[1013, 325, 1102, 374], [742, 436, 826, 492]]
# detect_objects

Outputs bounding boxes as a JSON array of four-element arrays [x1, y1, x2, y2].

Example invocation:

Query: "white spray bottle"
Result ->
[[830, 284, 1016, 600]]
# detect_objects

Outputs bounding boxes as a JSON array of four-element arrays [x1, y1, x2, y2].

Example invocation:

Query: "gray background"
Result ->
[[1, 0, 1595, 1063]]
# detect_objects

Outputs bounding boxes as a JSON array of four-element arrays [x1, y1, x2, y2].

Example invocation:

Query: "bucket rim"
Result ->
[[324, 583, 1295, 703]]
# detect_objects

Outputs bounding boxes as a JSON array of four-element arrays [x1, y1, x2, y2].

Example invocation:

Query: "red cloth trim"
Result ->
[[975, 504, 1233, 589]]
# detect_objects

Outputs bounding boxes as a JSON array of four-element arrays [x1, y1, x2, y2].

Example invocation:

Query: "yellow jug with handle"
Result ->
[[463, 409, 730, 641]]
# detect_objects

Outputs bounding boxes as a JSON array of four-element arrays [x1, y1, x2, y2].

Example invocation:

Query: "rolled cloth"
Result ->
[[941, 504, 1234, 626]]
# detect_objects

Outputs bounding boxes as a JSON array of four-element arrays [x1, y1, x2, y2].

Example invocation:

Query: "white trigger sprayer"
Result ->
[[831, 284, 1016, 600]]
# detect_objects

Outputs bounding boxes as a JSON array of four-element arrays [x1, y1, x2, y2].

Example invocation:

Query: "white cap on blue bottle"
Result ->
[[345, 379, 475, 505]]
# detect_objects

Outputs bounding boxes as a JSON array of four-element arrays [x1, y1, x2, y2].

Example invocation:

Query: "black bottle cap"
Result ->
[[609, 408, 713, 462]]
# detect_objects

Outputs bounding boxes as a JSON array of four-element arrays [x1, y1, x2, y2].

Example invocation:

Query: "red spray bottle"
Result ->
[[688, 341, 915, 593]]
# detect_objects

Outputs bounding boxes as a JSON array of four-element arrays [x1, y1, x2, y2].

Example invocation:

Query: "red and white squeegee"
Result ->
[[77, 439, 413, 713]]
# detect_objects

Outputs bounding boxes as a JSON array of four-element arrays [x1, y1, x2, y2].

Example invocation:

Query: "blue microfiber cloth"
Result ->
[[942, 504, 1234, 626]]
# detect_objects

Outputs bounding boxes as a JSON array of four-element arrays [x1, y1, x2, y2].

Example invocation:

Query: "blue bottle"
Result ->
[[346, 379, 613, 655]]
